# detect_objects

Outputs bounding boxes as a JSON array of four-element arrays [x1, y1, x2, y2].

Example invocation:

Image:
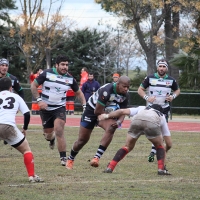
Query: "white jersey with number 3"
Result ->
[[0, 90, 29, 127]]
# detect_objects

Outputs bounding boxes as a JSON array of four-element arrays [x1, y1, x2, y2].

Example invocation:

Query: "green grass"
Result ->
[[0, 126, 200, 200]]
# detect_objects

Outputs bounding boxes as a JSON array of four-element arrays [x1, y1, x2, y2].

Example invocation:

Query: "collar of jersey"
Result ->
[[53, 67, 67, 77], [155, 72, 168, 79], [113, 82, 117, 94]]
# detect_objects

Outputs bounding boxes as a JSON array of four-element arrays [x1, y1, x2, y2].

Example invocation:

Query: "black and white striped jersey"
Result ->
[[140, 73, 179, 108], [35, 68, 79, 110], [87, 82, 129, 110], [0, 73, 24, 98]]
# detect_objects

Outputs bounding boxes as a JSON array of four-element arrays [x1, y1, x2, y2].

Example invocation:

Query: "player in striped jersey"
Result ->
[[0, 58, 24, 99], [31, 55, 86, 166], [66, 76, 130, 170], [138, 59, 180, 162]]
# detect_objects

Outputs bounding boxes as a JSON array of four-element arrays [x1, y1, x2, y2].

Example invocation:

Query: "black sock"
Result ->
[[60, 151, 66, 158], [94, 145, 107, 159], [68, 149, 79, 160]]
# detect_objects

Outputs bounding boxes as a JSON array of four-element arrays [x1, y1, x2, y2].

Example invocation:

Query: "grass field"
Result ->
[[0, 126, 200, 200]]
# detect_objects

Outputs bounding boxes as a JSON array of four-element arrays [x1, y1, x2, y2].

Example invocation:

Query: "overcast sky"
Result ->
[[12, 0, 119, 29]]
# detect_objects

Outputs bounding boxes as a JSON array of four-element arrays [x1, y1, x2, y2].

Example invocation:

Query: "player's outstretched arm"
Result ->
[[98, 108, 130, 121]]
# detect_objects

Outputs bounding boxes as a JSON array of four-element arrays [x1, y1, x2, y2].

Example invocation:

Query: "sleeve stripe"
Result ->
[[97, 100, 105, 106]]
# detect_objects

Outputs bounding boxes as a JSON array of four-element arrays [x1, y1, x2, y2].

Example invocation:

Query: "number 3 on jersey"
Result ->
[[0, 97, 15, 109]]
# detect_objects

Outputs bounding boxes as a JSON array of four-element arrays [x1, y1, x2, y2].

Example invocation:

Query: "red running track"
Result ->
[[16, 116, 200, 132]]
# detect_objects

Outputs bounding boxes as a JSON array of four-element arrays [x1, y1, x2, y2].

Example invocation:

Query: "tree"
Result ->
[[54, 28, 117, 84], [13, 0, 74, 82], [170, 39, 200, 90], [116, 30, 145, 76], [95, 0, 196, 79], [0, 0, 16, 27], [0, 26, 27, 82], [95, 0, 165, 75]]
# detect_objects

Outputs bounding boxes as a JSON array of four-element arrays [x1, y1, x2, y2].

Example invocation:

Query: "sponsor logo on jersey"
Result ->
[[109, 94, 115, 101], [150, 79, 157, 85], [156, 90, 162, 95], [55, 87, 61, 92], [49, 74, 57, 81], [84, 116, 91, 122]]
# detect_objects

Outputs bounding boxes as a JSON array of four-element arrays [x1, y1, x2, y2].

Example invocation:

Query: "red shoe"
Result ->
[[90, 157, 99, 167], [66, 159, 74, 170]]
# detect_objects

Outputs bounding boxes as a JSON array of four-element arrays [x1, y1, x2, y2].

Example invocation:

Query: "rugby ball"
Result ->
[[104, 104, 120, 113]]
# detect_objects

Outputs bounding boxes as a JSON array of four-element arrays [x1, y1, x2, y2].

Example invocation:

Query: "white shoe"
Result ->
[[60, 157, 67, 166], [29, 175, 44, 183]]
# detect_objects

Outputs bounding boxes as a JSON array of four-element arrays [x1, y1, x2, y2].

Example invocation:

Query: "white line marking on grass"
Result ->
[[28, 128, 200, 133], [7, 178, 200, 187]]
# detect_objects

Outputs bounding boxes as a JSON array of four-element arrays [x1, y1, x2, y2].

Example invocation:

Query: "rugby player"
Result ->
[[138, 59, 180, 162], [66, 76, 130, 169], [99, 104, 172, 175], [31, 55, 86, 166], [0, 77, 43, 182]]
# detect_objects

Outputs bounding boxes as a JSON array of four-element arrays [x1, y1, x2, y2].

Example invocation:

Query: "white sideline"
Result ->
[[8, 178, 200, 187]]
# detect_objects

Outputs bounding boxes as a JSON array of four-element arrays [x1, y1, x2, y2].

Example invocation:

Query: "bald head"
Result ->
[[116, 75, 130, 95], [118, 75, 130, 84]]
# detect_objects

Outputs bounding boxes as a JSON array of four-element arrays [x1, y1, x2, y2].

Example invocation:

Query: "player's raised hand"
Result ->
[[147, 96, 156, 103]]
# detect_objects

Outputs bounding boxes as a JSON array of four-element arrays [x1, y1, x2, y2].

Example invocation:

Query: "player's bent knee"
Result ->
[[77, 139, 88, 147], [43, 131, 55, 141], [166, 143, 172, 151], [107, 125, 116, 133]]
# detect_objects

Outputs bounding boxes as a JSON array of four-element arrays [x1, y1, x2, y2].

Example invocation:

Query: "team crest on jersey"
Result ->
[[103, 91, 107, 96], [64, 77, 73, 84], [166, 81, 171, 86]]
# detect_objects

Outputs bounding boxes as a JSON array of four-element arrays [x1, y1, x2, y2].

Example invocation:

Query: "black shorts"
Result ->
[[163, 106, 170, 122], [80, 105, 98, 130], [40, 106, 66, 129]]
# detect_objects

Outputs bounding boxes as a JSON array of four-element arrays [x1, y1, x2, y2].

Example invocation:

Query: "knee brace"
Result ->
[[43, 131, 55, 141]]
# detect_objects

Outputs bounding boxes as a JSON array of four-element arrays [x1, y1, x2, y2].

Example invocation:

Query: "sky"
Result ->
[[12, 0, 119, 30], [61, 0, 119, 29]]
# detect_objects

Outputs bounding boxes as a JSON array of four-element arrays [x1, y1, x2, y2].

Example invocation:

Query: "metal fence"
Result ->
[[23, 88, 200, 116]]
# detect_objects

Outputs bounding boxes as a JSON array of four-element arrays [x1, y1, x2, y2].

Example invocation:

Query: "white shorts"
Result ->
[[0, 124, 25, 147], [128, 119, 162, 139]]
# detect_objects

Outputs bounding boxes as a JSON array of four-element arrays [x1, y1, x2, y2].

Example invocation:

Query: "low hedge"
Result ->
[[21, 83, 200, 115]]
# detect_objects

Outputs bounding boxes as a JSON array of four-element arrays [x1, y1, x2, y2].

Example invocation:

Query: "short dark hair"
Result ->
[[55, 55, 69, 64], [88, 72, 94, 75], [0, 77, 12, 91]]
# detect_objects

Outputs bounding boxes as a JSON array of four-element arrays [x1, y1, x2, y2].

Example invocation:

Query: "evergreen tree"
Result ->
[[53, 28, 117, 84]]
